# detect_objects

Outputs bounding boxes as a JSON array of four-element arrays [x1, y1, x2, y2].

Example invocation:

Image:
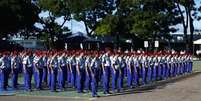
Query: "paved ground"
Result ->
[[94, 72, 201, 101], [1, 73, 201, 101]]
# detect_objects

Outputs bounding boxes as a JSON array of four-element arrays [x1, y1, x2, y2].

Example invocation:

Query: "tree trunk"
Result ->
[[184, 27, 189, 51], [83, 21, 90, 36], [49, 31, 55, 49], [189, 9, 194, 53], [175, 1, 189, 52]]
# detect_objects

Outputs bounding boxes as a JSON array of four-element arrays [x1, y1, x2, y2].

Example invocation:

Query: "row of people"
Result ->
[[0, 50, 193, 97]]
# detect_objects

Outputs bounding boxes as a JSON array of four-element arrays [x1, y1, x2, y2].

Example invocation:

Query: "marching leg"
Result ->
[[12, 69, 19, 89], [141, 66, 146, 85], [50, 69, 57, 92], [152, 65, 157, 81], [118, 68, 124, 92], [133, 66, 139, 86], [127, 66, 133, 88], [147, 66, 152, 83]]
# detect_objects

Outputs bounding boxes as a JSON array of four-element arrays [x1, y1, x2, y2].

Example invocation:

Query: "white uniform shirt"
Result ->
[[0, 57, 5, 69]]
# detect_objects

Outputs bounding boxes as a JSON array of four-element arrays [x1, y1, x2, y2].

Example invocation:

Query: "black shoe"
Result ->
[[77, 91, 84, 93], [117, 89, 123, 93], [92, 95, 100, 97], [51, 90, 57, 92], [103, 92, 108, 94]]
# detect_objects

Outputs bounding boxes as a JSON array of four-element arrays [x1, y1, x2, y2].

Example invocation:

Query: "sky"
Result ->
[[35, 0, 201, 35], [174, 0, 201, 34]]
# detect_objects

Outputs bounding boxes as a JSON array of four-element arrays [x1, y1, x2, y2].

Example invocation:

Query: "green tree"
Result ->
[[71, 0, 116, 36], [36, 0, 71, 49], [0, 0, 39, 37], [199, 1, 201, 20], [96, 0, 179, 48], [174, 0, 197, 52], [130, 0, 179, 39]]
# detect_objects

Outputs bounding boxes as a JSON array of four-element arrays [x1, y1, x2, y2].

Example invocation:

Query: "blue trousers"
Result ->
[[50, 68, 58, 91], [12, 68, 19, 89], [57, 69, 64, 90], [176, 64, 180, 75], [157, 65, 162, 80], [0, 69, 7, 90], [48, 68, 51, 88], [85, 69, 90, 91], [24, 67, 33, 90], [34, 68, 38, 88], [118, 68, 124, 91], [173, 64, 177, 77], [181, 63, 185, 74], [42, 66, 48, 85], [102, 66, 110, 94], [152, 65, 157, 81], [186, 62, 189, 73], [59, 66, 67, 89], [178, 63, 183, 75], [170, 64, 174, 77], [133, 66, 139, 86], [91, 68, 98, 97], [34, 68, 43, 89], [127, 67, 133, 87], [70, 65, 76, 87], [76, 68, 85, 93], [165, 64, 170, 78], [96, 68, 101, 88], [124, 67, 127, 78], [91, 77, 97, 96], [183, 63, 187, 73], [67, 66, 71, 84], [146, 66, 152, 83], [141, 66, 146, 85], [161, 64, 166, 80], [111, 68, 118, 92], [184, 63, 186, 73], [185, 62, 189, 73], [189, 62, 193, 73]]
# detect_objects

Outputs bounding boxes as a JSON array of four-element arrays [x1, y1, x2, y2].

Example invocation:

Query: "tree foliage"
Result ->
[[174, 0, 197, 52], [70, 0, 116, 36], [0, 0, 39, 37], [0, 0, 200, 51], [36, 0, 72, 49], [95, 0, 179, 40]]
